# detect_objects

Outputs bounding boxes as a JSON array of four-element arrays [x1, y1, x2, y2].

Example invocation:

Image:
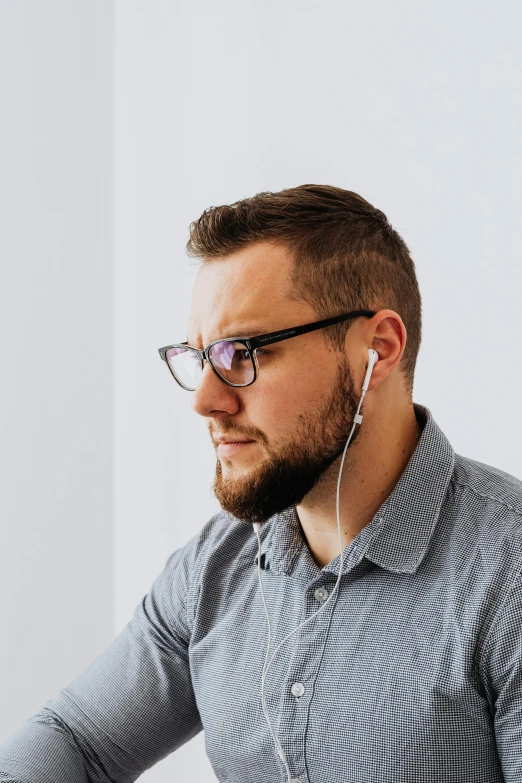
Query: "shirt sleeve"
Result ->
[[480, 558, 522, 783], [0, 535, 203, 783]]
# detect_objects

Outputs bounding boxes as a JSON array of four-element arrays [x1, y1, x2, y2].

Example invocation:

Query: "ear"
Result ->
[[363, 310, 407, 392]]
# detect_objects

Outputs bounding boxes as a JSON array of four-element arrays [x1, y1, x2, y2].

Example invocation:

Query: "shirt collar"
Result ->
[[257, 403, 455, 576]]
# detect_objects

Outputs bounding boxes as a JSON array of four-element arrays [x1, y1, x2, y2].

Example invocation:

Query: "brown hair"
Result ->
[[186, 184, 422, 398]]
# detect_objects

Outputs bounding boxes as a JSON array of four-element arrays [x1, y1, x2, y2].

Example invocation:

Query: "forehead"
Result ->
[[187, 242, 309, 345]]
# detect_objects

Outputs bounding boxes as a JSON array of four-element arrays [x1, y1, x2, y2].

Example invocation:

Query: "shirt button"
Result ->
[[291, 682, 305, 698], [314, 586, 328, 602]]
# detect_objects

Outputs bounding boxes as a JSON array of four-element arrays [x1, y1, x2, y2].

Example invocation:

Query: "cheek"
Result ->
[[247, 350, 336, 432], [249, 377, 326, 433]]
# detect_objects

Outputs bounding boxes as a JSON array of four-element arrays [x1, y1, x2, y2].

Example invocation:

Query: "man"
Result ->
[[1, 184, 521, 782]]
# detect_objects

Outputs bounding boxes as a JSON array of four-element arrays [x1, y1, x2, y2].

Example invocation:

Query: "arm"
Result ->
[[480, 558, 522, 782], [0, 538, 203, 783]]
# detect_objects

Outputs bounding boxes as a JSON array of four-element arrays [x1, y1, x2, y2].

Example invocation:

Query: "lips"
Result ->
[[217, 439, 253, 444], [214, 435, 254, 445], [217, 440, 255, 456]]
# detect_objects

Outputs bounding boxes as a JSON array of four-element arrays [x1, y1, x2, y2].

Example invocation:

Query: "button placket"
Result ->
[[291, 681, 305, 698], [270, 579, 337, 783], [314, 586, 328, 603]]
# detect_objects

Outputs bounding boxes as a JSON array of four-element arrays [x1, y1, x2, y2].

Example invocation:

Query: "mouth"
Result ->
[[217, 440, 255, 457]]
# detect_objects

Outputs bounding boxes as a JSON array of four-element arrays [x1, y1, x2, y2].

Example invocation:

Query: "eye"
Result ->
[[238, 349, 268, 361]]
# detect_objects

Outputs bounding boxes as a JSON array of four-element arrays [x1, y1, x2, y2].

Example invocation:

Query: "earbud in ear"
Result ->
[[362, 349, 379, 392], [368, 348, 379, 366]]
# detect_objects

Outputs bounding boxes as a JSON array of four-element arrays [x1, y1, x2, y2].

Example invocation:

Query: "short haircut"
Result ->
[[186, 184, 422, 398]]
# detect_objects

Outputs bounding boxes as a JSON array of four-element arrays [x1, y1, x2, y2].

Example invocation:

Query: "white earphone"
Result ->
[[252, 348, 379, 783], [363, 348, 379, 392]]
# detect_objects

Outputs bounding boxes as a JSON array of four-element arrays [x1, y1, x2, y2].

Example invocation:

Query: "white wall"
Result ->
[[0, 0, 114, 745], [1, 0, 521, 781]]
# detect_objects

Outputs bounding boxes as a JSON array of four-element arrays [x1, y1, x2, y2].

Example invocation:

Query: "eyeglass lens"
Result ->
[[166, 342, 255, 390]]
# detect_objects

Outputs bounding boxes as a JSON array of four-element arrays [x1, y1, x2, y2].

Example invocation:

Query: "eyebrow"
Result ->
[[186, 326, 269, 345]]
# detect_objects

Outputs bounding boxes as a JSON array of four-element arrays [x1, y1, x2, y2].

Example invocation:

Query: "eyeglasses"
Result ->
[[158, 309, 377, 391]]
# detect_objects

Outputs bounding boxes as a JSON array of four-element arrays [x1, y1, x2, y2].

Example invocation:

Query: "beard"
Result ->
[[210, 356, 364, 525]]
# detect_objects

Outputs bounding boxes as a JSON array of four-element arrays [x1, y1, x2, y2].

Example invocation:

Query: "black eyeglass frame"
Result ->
[[158, 309, 377, 391]]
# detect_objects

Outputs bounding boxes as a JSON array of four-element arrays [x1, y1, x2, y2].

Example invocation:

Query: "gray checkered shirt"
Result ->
[[2, 402, 522, 782]]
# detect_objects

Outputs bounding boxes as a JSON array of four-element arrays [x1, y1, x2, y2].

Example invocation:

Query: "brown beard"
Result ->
[[211, 357, 363, 524]]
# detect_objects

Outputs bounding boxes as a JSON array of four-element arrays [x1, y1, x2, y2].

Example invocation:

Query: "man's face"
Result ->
[[187, 241, 364, 525]]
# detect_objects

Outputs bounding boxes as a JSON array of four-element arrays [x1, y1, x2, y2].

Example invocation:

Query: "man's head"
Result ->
[[184, 185, 422, 524]]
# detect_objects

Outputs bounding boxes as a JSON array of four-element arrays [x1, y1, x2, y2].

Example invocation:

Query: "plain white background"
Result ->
[[1, 0, 521, 780]]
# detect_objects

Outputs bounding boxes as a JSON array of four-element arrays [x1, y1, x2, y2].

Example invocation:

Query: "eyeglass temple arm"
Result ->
[[248, 310, 376, 349]]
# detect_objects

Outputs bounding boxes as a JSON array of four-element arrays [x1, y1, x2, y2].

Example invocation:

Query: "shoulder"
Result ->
[[178, 508, 260, 581], [447, 453, 522, 603], [452, 452, 522, 520], [449, 452, 522, 546], [156, 510, 258, 629]]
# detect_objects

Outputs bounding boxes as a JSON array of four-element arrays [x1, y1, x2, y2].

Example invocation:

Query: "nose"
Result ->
[[191, 360, 241, 418]]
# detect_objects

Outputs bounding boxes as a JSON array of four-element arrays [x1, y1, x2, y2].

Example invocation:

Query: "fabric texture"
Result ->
[[1, 402, 522, 783]]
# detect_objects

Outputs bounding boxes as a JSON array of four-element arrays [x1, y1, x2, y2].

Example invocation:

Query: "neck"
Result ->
[[295, 398, 423, 569]]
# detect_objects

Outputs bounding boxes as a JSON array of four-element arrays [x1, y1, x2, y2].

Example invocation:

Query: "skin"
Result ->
[[187, 241, 423, 569]]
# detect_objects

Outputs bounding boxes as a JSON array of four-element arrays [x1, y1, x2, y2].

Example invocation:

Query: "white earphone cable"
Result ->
[[253, 382, 369, 782]]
